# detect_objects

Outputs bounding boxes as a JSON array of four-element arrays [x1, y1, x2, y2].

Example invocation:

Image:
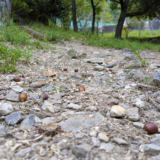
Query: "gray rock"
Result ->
[[157, 104, 160, 111], [5, 112, 22, 125], [0, 124, 6, 137], [57, 139, 69, 150], [157, 97, 160, 104], [86, 106, 97, 111], [0, 103, 14, 115], [86, 58, 105, 64], [126, 107, 140, 121], [133, 122, 144, 129], [67, 49, 81, 59], [75, 133, 83, 139], [112, 137, 128, 145], [98, 132, 109, 142], [117, 79, 125, 87], [135, 98, 145, 107], [150, 135, 160, 147], [59, 113, 104, 132], [38, 75, 48, 79], [94, 66, 104, 71], [12, 87, 23, 92], [15, 147, 31, 157], [42, 84, 54, 92], [139, 144, 160, 155], [20, 114, 37, 130], [42, 101, 60, 113], [49, 157, 60, 160], [32, 95, 39, 99], [151, 154, 160, 160], [71, 143, 92, 157], [104, 63, 116, 68], [42, 117, 58, 125], [110, 105, 126, 118], [6, 91, 19, 102], [59, 77, 67, 81], [89, 131, 97, 137], [153, 72, 160, 84], [50, 93, 61, 100], [100, 142, 115, 153], [67, 103, 82, 110], [92, 137, 100, 147], [30, 82, 45, 88]]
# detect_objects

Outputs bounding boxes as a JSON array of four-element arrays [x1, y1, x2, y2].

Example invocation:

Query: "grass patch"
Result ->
[[28, 22, 160, 51]]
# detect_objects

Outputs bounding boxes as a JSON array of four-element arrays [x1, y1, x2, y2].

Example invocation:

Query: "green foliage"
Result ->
[[143, 76, 151, 83], [1, 20, 30, 45], [122, 24, 131, 38], [124, 69, 131, 73]]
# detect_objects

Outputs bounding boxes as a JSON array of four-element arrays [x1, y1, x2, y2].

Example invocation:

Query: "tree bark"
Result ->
[[72, 0, 78, 32], [115, 0, 129, 38], [5, 0, 11, 22], [91, 0, 95, 33]]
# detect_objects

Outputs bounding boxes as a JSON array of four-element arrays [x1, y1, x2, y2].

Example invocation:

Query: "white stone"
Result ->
[[98, 132, 109, 142], [133, 122, 144, 129], [112, 137, 128, 145], [42, 101, 54, 113], [0, 103, 14, 116], [94, 66, 104, 71], [67, 103, 82, 110], [135, 98, 145, 107], [126, 107, 140, 121], [110, 105, 126, 118]]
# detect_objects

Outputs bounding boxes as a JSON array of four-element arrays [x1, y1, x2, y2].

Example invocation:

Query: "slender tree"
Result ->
[[72, 0, 78, 32], [110, 0, 157, 38]]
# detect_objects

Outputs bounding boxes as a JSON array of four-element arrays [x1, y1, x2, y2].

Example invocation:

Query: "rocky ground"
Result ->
[[0, 40, 160, 160]]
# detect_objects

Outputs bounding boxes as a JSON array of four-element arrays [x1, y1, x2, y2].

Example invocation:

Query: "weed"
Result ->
[[130, 89, 136, 92], [124, 69, 131, 73], [143, 76, 151, 83]]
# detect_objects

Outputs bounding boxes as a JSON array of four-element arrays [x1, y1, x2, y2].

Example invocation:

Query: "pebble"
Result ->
[[57, 139, 69, 150], [86, 58, 105, 64], [0, 124, 6, 137], [153, 72, 160, 84], [100, 142, 115, 153], [112, 137, 128, 145], [104, 63, 116, 68], [42, 84, 54, 92], [30, 82, 45, 88], [89, 131, 98, 137], [133, 122, 144, 129], [6, 91, 19, 102], [0, 103, 14, 116], [20, 114, 37, 130], [110, 105, 126, 118], [67, 103, 82, 110], [94, 66, 104, 71], [86, 106, 97, 111], [50, 93, 61, 100], [38, 75, 48, 79], [31, 140, 47, 149], [139, 144, 160, 155], [98, 132, 109, 142], [157, 104, 160, 111], [71, 143, 92, 158], [92, 137, 100, 147], [5, 112, 22, 125], [106, 98, 119, 105], [157, 97, 160, 104], [12, 87, 24, 92], [135, 98, 145, 107], [126, 107, 140, 121], [42, 101, 60, 113]]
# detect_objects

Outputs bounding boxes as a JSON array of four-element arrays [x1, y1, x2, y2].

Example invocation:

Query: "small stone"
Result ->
[[157, 97, 160, 104], [71, 143, 92, 157], [135, 98, 145, 107], [157, 104, 160, 111], [86, 58, 105, 64], [86, 106, 97, 111], [12, 87, 23, 92], [89, 131, 97, 137], [57, 139, 69, 150], [42, 117, 59, 125], [98, 132, 109, 142], [6, 91, 19, 102], [42, 84, 54, 92], [32, 95, 39, 99], [43, 69, 57, 77], [94, 66, 104, 71], [30, 82, 45, 88], [15, 147, 31, 157], [50, 93, 61, 100], [38, 75, 48, 79], [0, 124, 6, 137], [42, 101, 60, 113], [5, 112, 22, 125], [126, 107, 140, 121], [38, 79, 46, 83], [112, 137, 128, 145], [49, 157, 60, 160], [110, 105, 126, 118], [67, 103, 82, 110], [153, 72, 160, 84], [0, 103, 14, 116], [92, 137, 100, 147], [139, 144, 160, 155], [104, 63, 116, 68], [100, 142, 115, 153], [75, 133, 83, 139], [133, 122, 144, 129], [151, 154, 160, 160], [31, 140, 47, 149], [20, 114, 37, 130], [106, 98, 119, 105]]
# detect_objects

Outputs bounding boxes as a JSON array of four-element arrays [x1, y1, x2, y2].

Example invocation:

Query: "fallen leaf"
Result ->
[[43, 69, 57, 77]]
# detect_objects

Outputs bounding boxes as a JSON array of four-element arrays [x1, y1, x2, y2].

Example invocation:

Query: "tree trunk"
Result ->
[[115, 10, 127, 38], [5, 0, 11, 22], [91, 0, 96, 34], [115, 0, 129, 38], [72, 0, 78, 32]]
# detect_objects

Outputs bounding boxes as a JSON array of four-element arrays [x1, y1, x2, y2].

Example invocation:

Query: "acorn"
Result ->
[[63, 68, 68, 71], [19, 93, 27, 102], [74, 69, 78, 72], [40, 93, 48, 100], [143, 122, 158, 134], [13, 76, 20, 82], [79, 86, 85, 92]]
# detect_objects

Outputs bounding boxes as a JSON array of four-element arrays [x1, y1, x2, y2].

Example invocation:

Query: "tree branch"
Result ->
[[95, 0, 101, 7], [126, 2, 154, 17]]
